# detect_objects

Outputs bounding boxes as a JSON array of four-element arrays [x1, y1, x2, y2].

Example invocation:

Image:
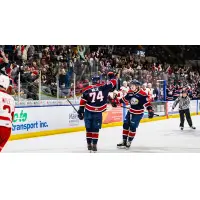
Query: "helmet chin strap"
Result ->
[[0, 86, 6, 91], [134, 88, 139, 93]]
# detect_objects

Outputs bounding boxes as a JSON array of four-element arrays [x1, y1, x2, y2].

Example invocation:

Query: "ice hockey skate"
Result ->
[[190, 126, 196, 129], [92, 144, 97, 153], [180, 127, 184, 131], [87, 144, 92, 152], [117, 140, 127, 149], [125, 141, 132, 149]]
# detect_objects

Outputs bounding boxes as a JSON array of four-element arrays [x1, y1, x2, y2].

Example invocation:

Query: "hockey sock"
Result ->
[[86, 132, 92, 144], [92, 132, 99, 145], [123, 129, 129, 141], [128, 131, 136, 142]]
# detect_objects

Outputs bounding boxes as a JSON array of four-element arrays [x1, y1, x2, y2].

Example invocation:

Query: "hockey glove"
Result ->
[[110, 97, 120, 108], [77, 109, 84, 120], [148, 110, 154, 119], [107, 72, 115, 80], [111, 99, 118, 107]]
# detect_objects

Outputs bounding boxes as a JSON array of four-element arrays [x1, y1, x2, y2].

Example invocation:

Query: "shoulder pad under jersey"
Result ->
[[82, 86, 94, 93], [138, 89, 147, 96]]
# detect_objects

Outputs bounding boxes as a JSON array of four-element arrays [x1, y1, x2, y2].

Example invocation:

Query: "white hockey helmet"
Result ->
[[143, 83, 147, 87], [123, 81, 128, 87], [0, 74, 10, 90], [147, 83, 152, 88]]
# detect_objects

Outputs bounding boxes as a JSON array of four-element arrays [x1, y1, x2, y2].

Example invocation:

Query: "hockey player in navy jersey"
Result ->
[[111, 79, 154, 149], [77, 72, 116, 152]]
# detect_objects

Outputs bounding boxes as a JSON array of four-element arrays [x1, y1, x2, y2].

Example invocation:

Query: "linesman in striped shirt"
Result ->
[[172, 90, 196, 130]]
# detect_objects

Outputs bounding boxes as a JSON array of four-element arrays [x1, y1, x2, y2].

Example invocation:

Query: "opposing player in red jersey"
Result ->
[[0, 74, 15, 152], [147, 83, 155, 102]]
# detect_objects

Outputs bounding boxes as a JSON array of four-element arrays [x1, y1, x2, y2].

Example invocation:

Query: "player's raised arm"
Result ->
[[101, 72, 117, 92]]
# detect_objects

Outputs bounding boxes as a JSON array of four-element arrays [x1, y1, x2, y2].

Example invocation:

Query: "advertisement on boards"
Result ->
[[12, 105, 84, 135], [102, 105, 123, 124]]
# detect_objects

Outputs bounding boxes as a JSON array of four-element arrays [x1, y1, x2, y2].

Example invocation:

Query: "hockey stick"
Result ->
[[120, 106, 160, 116], [65, 98, 79, 113]]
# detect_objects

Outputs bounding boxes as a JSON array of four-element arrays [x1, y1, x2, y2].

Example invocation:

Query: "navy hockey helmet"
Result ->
[[92, 76, 100, 84], [130, 79, 141, 86]]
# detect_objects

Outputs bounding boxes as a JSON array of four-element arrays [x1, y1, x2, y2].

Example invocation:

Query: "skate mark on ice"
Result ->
[[164, 129, 199, 137], [5, 145, 200, 153], [117, 146, 200, 153]]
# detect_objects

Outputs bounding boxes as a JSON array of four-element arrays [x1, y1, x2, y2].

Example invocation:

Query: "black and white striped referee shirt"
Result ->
[[172, 96, 190, 110]]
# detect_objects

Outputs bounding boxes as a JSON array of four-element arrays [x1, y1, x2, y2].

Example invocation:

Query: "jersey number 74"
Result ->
[[89, 91, 104, 103]]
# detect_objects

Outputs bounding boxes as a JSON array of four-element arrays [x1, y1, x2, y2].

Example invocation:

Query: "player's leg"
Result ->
[[91, 112, 102, 152], [0, 126, 11, 152], [126, 114, 143, 149], [84, 110, 93, 151], [185, 109, 196, 129], [86, 128, 93, 151], [117, 111, 130, 148], [179, 110, 185, 130]]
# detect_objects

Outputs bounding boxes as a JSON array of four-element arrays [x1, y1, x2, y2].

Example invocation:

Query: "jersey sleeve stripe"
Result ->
[[110, 79, 117, 88], [80, 98, 87, 106], [144, 102, 151, 107], [122, 97, 129, 104], [0, 116, 12, 122], [129, 108, 144, 114]]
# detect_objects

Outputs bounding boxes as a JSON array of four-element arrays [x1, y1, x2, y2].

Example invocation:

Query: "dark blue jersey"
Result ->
[[120, 89, 152, 114], [80, 79, 116, 112]]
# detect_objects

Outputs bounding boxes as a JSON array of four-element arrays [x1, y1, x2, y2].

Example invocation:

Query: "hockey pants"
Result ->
[[179, 108, 193, 127]]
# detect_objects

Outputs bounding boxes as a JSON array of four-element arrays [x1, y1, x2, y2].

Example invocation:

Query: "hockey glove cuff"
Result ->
[[148, 110, 154, 119]]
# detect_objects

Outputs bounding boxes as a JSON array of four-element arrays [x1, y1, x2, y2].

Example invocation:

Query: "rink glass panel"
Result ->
[[151, 102, 167, 117]]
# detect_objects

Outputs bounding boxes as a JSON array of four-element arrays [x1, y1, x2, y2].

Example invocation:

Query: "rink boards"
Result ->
[[9, 100, 200, 141]]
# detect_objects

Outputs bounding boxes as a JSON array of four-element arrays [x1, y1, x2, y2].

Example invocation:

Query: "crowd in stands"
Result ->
[[0, 45, 200, 101]]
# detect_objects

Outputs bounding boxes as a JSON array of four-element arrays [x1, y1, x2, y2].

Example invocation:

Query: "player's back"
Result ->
[[80, 76, 116, 113], [83, 84, 111, 112], [85, 85, 109, 109], [0, 90, 15, 128]]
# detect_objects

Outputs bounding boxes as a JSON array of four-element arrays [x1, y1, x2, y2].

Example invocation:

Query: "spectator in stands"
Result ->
[[0, 45, 200, 102], [153, 83, 161, 101], [0, 50, 9, 71]]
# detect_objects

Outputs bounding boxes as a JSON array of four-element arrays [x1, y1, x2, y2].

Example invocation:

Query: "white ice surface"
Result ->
[[3, 116, 200, 153]]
